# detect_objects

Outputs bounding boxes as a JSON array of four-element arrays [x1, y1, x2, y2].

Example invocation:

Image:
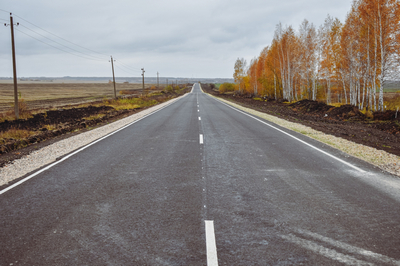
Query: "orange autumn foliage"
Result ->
[[236, 0, 400, 111]]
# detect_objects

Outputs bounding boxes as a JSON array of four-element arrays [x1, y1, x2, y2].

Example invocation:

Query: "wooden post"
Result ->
[[10, 14, 19, 119]]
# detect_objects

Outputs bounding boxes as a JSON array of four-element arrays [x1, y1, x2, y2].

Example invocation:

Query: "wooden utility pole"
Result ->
[[141, 68, 145, 93], [157, 72, 159, 89], [110, 56, 116, 98], [5, 13, 19, 119]]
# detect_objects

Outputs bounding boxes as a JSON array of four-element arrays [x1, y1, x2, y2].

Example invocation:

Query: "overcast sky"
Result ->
[[1, 0, 352, 78]]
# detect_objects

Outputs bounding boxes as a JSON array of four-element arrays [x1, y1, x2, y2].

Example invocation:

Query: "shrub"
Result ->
[[164, 85, 174, 92], [219, 83, 236, 94]]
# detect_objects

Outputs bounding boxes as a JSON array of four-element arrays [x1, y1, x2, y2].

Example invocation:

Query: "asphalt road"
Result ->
[[1, 83, 400, 265]]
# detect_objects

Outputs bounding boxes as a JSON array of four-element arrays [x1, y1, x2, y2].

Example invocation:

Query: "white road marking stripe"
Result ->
[[296, 229, 400, 265], [0, 94, 189, 195], [198, 109, 200, 112], [280, 234, 372, 265], [200, 134, 204, 144], [210, 96, 365, 173], [199, 117, 201, 121], [205, 220, 218, 266]]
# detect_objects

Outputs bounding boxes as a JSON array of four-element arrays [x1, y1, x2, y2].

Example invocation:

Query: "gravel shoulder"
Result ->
[[0, 94, 188, 188], [205, 92, 400, 178]]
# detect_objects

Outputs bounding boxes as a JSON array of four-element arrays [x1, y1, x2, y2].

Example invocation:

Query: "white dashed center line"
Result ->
[[205, 220, 218, 266], [200, 134, 204, 144]]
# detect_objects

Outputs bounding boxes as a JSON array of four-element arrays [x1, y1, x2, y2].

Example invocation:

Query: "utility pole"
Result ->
[[157, 72, 159, 90], [141, 68, 145, 93], [4, 13, 19, 119], [110, 56, 116, 98]]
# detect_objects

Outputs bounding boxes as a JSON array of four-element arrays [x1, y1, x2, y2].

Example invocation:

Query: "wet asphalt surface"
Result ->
[[1, 84, 400, 265]]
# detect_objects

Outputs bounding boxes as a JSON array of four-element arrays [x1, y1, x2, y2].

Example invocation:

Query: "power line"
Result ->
[[115, 60, 141, 72], [19, 24, 106, 61], [15, 28, 105, 62], [4, 12, 143, 82], [114, 61, 141, 73], [0, 9, 10, 14], [114, 65, 135, 75], [13, 14, 110, 58]]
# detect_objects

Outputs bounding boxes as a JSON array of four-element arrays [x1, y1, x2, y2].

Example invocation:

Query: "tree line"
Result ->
[[233, 0, 400, 111]]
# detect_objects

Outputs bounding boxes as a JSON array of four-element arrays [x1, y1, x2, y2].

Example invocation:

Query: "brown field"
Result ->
[[0, 82, 154, 112]]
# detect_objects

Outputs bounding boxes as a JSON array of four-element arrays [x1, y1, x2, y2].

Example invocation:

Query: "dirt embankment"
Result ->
[[0, 88, 190, 167], [202, 84, 400, 157]]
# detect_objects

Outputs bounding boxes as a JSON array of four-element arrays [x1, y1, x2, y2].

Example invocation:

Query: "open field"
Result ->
[[384, 88, 400, 93], [0, 83, 154, 112]]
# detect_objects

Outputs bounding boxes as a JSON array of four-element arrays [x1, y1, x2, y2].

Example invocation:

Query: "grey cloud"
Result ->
[[1, 0, 351, 78]]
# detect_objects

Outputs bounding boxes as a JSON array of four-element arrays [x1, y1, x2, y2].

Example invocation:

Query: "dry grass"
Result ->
[[384, 92, 400, 111], [0, 128, 37, 142], [0, 100, 33, 122], [43, 124, 57, 130], [103, 97, 158, 111], [148, 92, 163, 97], [83, 114, 106, 120], [330, 103, 343, 108]]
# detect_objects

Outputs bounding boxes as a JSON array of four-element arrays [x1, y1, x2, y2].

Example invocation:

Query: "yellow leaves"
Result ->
[[218, 83, 236, 94], [235, 0, 400, 108]]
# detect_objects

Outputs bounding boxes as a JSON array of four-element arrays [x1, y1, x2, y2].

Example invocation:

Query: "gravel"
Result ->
[[0, 94, 187, 187], [212, 95, 400, 178]]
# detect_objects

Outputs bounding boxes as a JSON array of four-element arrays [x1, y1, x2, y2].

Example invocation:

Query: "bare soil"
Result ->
[[0, 86, 190, 167], [202, 84, 400, 157]]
